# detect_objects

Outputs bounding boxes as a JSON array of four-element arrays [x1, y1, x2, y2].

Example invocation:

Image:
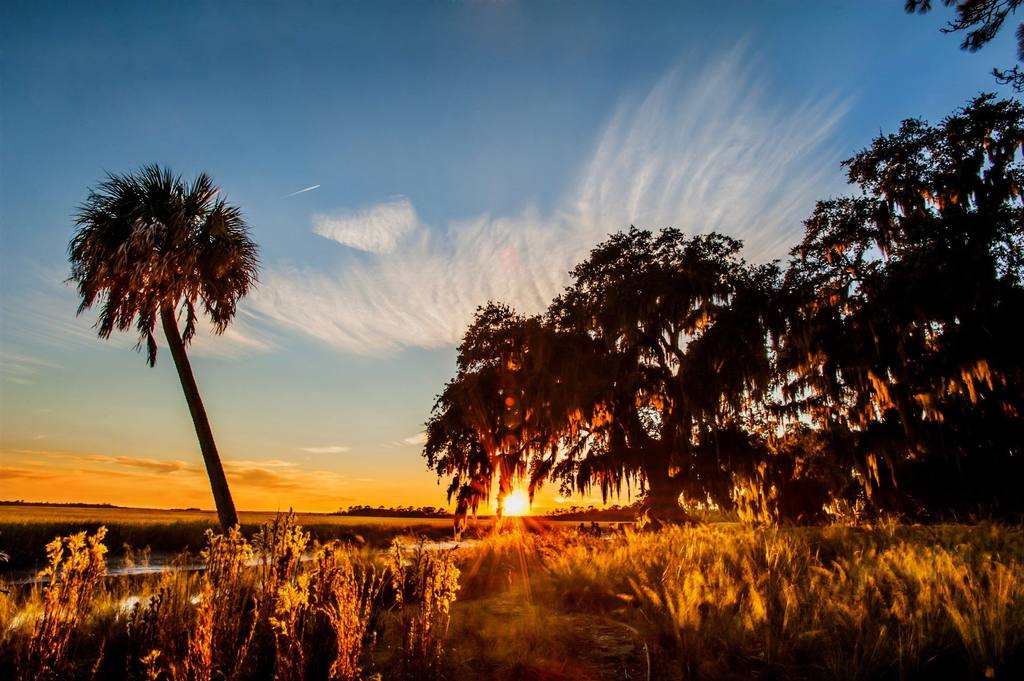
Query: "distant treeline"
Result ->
[[0, 500, 121, 508], [0, 501, 206, 512], [333, 505, 452, 518], [544, 504, 640, 521], [334, 504, 649, 521]]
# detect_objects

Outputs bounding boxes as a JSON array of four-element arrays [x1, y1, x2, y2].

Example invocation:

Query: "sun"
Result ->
[[502, 490, 530, 516]]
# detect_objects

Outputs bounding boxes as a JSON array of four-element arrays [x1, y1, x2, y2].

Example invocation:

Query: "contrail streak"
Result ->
[[284, 184, 321, 197]]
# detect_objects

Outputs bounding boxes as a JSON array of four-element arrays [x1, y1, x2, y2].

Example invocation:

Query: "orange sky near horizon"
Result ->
[[0, 445, 614, 514]]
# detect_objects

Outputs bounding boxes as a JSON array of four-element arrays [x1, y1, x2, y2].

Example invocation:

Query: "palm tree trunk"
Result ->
[[160, 304, 239, 530]]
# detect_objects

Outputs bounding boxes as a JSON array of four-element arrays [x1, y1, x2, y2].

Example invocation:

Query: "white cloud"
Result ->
[[185, 311, 275, 358], [253, 49, 849, 354], [300, 445, 351, 454], [312, 197, 419, 253], [0, 350, 61, 384], [401, 432, 427, 446]]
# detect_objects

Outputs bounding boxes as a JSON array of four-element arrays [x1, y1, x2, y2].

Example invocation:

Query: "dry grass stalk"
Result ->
[[544, 525, 1024, 679], [388, 538, 461, 679], [22, 526, 108, 680], [308, 543, 384, 680]]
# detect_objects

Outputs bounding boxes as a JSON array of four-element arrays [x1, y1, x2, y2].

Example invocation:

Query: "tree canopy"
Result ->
[[70, 164, 259, 366], [780, 94, 1024, 517], [426, 229, 782, 522]]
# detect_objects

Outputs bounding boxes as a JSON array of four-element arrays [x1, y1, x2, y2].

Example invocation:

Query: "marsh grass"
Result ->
[[0, 522, 215, 571], [1, 520, 1021, 680], [308, 543, 385, 680], [2, 515, 395, 681], [21, 527, 108, 679], [543, 524, 1024, 680], [0, 518, 455, 571], [387, 538, 461, 679]]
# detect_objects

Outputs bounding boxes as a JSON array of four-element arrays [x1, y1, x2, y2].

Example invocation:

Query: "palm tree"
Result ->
[[69, 165, 259, 530]]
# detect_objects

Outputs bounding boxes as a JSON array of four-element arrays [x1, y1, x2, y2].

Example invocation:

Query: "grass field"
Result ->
[[0, 505, 455, 572], [0, 504, 583, 572], [0, 503, 463, 526], [2, 511, 1022, 680]]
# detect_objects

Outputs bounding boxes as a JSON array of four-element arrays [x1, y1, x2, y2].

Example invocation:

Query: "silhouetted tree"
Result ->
[[780, 94, 1024, 518], [424, 302, 562, 519], [762, 425, 857, 523], [69, 165, 258, 530], [907, 0, 1024, 89], [425, 229, 781, 524], [427, 94, 1024, 524]]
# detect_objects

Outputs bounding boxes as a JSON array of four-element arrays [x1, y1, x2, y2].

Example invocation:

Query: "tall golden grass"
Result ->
[[1, 518, 1021, 680], [387, 538, 460, 679], [2, 516, 394, 680], [23, 527, 108, 679], [543, 524, 1024, 679]]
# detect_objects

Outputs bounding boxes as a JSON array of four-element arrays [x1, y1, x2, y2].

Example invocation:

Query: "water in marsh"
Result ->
[[3, 536, 479, 585]]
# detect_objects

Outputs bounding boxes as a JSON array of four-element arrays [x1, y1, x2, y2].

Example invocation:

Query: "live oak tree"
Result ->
[[425, 229, 781, 524], [69, 165, 258, 529], [780, 94, 1024, 517]]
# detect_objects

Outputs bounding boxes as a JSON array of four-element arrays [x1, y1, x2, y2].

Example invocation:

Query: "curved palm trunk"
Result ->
[[160, 304, 239, 530]]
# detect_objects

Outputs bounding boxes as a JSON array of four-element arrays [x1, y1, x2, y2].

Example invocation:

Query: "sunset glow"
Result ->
[[502, 490, 530, 516], [3, 4, 1023, 680], [1, 1, 1013, 516]]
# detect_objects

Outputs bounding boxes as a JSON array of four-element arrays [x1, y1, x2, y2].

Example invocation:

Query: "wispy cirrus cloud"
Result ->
[[300, 445, 351, 454], [400, 433, 427, 446], [80, 454, 201, 474], [222, 458, 349, 491], [0, 465, 64, 481], [312, 197, 419, 254], [1, 264, 275, 360], [1, 450, 354, 510], [0, 350, 61, 385], [251, 49, 849, 355]]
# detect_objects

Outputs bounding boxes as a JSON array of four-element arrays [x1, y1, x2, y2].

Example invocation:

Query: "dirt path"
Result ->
[[446, 591, 649, 681]]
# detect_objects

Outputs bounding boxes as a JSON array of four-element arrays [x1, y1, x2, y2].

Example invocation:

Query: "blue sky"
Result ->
[[0, 1, 1017, 511]]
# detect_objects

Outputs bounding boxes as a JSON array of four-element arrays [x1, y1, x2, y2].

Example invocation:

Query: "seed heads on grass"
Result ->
[[388, 538, 461, 679], [23, 526, 108, 680]]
